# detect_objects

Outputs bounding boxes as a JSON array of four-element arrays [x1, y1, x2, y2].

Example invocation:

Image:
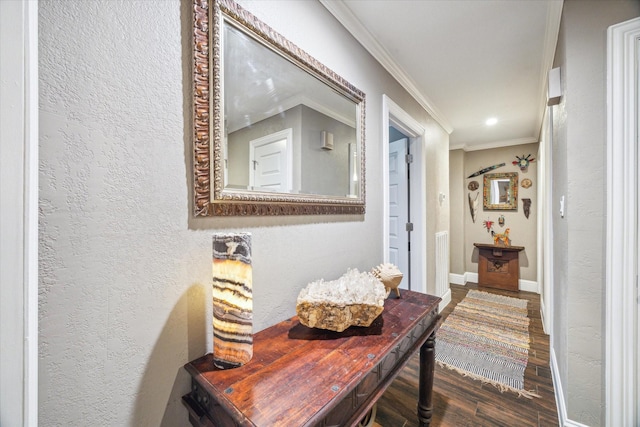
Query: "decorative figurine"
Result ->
[[468, 192, 479, 223], [513, 154, 535, 171], [491, 228, 511, 247], [372, 263, 404, 298], [522, 198, 532, 219], [483, 219, 494, 233]]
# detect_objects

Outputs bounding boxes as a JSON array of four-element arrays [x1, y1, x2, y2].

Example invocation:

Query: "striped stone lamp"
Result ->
[[212, 233, 253, 369]]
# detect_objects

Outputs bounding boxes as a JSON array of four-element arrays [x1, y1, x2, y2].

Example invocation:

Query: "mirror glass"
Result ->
[[192, 0, 366, 216], [483, 172, 518, 210], [224, 24, 359, 197]]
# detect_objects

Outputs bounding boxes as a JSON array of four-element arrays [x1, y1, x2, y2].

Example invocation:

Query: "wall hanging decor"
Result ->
[[512, 154, 535, 172], [521, 178, 532, 189], [467, 163, 506, 179], [193, 0, 366, 216], [468, 192, 479, 223], [483, 172, 518, 211], [483, 219, 494, 233], [498, 215, 505, 227], [522, 198, 532, 219], [468, 180, 479, 191], [212, 232, 253, 369]]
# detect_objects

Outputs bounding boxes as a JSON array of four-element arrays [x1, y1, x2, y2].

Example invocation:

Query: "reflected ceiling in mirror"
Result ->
[[192, 0, 366, 216]]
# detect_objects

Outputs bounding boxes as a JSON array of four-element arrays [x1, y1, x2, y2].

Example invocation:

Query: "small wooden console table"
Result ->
[[182, 290, 441, 427], [474, 243, 525, 291]]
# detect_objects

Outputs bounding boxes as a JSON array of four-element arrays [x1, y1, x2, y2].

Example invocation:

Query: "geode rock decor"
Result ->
[[296, 269, 387, 332], [212, 233, 253, 369]]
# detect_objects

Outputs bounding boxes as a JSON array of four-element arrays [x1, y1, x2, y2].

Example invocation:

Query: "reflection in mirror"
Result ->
[[483, 172, 518, 210], [192, 0, 366, 216]]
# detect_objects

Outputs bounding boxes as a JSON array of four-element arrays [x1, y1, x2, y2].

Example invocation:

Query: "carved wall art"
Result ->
[[467, 162, 506, 179], [522, 198, 532, 218], [468, 192, 479, 223], [521, 178, 532, 189], [512, 154, 535, 171], [468, 180, 479, 191]]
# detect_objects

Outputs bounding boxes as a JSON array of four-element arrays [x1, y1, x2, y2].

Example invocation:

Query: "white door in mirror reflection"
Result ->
[[388, 138, 409, 290], [249, 129, 293, 192]]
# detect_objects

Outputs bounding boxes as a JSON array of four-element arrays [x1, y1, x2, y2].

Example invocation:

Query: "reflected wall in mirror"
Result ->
[[483, 172, 518, 210], [193, 0, 366, 216]]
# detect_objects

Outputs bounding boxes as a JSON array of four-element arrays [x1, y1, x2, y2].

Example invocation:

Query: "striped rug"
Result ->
[[435, 289, 539, 398]]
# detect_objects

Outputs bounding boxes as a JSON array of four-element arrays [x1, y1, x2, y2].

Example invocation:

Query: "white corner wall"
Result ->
[[550, 1, 640, 425], [38, 0, 449, 425]]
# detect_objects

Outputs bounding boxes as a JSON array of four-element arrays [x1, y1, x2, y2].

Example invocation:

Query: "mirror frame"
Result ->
[[192, 0, 366, 216], [483, 172, 518, 211]]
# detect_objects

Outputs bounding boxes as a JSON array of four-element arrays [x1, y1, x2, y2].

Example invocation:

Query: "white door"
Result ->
[[389, 138, 409, 290], [249, 128, 292, 192]]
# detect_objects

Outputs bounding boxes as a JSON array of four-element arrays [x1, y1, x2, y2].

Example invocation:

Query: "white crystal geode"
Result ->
[[296, 269, 387, 332]]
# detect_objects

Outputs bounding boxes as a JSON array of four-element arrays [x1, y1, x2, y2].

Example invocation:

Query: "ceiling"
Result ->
[[320, 0, 563, 151]]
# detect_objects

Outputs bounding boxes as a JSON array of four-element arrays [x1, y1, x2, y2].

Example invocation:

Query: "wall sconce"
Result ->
[[548, 67, 562, 106], [321, 131, 334, 150]]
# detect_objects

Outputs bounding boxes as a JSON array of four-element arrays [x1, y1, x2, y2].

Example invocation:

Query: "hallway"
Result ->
[[374, 283, 559, 426]]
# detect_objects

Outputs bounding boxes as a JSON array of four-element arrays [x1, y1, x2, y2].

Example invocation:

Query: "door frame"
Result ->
[[0, 0, 39, 424], [605, 16, 640, 427], [382, 95, 427, 294]]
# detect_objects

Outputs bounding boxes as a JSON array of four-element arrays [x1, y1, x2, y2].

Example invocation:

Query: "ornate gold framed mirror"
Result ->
[[483, 172, 518, 210], [192, 0, 366, 216]]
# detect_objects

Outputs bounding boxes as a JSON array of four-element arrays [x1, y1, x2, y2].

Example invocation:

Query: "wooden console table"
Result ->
[[182, 290, 441, 427], [474, 243, 525, 291]]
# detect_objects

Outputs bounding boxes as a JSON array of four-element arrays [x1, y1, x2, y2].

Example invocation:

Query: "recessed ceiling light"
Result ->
[[486, 117, 498, 126]]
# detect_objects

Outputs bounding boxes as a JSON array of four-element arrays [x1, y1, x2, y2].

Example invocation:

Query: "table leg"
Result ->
[[417, 333, 436, 427]]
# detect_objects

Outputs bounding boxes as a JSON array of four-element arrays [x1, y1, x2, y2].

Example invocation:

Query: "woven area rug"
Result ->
[[435, 289, 539, 398]]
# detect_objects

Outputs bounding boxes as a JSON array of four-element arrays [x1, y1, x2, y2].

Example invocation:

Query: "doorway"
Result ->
[[382, 95, 427, 294], [249, 128, 293, 192], [388, 132, 410, 290]]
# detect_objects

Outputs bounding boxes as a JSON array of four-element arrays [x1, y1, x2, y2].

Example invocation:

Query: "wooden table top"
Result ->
[[184, 290, 441, 426], [473, 243, 525, 251]]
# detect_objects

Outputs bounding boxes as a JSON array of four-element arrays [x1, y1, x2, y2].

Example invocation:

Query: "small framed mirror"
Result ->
[[192, 0, 366, 216], [483, 172, 518, 210]]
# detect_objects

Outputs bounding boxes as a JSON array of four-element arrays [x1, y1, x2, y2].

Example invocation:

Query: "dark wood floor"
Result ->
[[373, 283, 559, 427]]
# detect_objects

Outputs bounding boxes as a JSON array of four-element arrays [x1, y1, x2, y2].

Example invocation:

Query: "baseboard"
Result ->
[[449, 273, 466, 285], [438, 288, 452, 312], [539, 295, 549, 335], [518, 279, 539, 293], [550, 347, 590, 427], [451, 272, 539, 294]]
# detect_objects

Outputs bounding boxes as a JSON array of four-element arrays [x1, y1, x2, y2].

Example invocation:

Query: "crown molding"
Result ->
[[320, 0, 454, 134], [450, 136, 539, 152], [535, 0, 564, 137]]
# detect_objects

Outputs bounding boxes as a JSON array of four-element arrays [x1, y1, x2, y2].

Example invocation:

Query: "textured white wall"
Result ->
[[551, 1, 640, 425], [38, 0, 449, 425]]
